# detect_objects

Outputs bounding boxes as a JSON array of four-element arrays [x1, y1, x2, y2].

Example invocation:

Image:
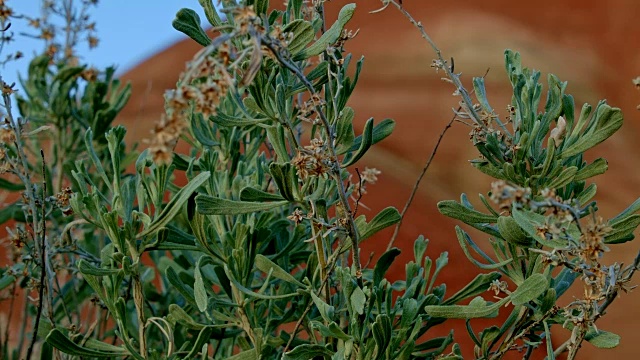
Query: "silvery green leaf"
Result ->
[[497, 215, 532, 246], [283, 19, 314, 55], [355, 206, 401, 241], [224, 265, 298, 300], [254, 254, 304, 287], [138, 171, 210, 238], [226, 349, 258, 360], [168, 304, 206, 330], [194, 257, 208, 312], [78, 260, 121, 277], [312, 321, 351, 341], [266, 124, 290, 162], [350, 286, 366, 315], [561, 105, 623, 159], [372, 315, 392, 360], [240, 187, 285, 202], [209, 112, 268, 127], [443, 272, 501, 305], [576, 183, 597, 205], [335, 107, 356, 155], [511, 207, 567, 248], [197, 0, 223, 28], [166, 266, 196, 306], [585, 330, 620, 349], [172, 8, 211, 46], [196, 194, 287, 215], [344, 118, 395, 154], [341, 117, 373, 167], [610, 197, 640, 224], [283, 344, 335, 360], [438, 200, 497, 224], [46, 329, 128, 358], [545, 166, 577, 189], [605, 214, 640, 244], [510, 273, 548, 306], [472, 160, 508, 181], [0, 274, 16, 291], [473, 77, 494, 114], [454, 226, 512, 270], [425, 296, 508, 319], [293, 3, 356, 61], [310, 290, 335, 323], [574, 158, 608, 181], [269, 162, 298, 201]]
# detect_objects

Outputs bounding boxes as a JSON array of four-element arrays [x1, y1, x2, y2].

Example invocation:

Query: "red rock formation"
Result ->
[[3, 0, 640, 358]]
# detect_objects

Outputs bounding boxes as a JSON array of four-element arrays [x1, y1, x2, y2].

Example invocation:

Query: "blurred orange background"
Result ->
[[2, 0, 640, 358]]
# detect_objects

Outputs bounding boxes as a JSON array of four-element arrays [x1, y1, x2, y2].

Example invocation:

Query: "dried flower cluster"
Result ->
[[490, 180, 532, 213], [151, 47, 234, 164], [297, 94, 326, 125], [50, 186, 73, 215], [22, 0, 100, 64], [149, 5, 272, 164], [352, 167, 381, 196], [292, 138, 331, 179]]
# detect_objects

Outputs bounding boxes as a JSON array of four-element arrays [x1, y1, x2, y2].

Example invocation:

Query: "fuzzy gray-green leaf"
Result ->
[[356, 206, 401, 241], [341, 117, 373, 167], [283, 19, 315, 55], [46, 329, 127, 358], [172, 8, 211, 46], [194, 257, 208, 312], [585, 330, 620, 349], [196, 194, 288, 215], [443, 272, 502, 305], [138, 172, 210, 238], [605, 214, 640, 244], [255, 254, 304, 287], [425, 296, 508, 319], [561, 105, 623, 159], [510, 273, 548, 306], [292, 3, 356, 61], [574, 158, 608, 181], [438, 200, 497, 224]]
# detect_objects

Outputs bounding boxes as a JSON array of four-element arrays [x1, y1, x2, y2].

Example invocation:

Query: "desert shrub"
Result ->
[[1, 0, 639, 359]]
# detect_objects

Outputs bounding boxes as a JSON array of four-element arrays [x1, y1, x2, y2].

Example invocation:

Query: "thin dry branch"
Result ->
[[388, 68, 490, 250], [387, 111, 456, 250]]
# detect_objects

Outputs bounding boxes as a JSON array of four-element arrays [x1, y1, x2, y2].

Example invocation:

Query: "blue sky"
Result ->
[[1, 1, 209, 83]]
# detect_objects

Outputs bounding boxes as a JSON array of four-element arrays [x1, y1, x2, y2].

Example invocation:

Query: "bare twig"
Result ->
[[387, 110, 456, 250], [385, 0, 485, 129], [388, 68, 490, 250]]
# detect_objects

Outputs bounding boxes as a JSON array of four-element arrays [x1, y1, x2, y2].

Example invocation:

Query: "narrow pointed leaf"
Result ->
[[510, 273, 548, 306], [196, 194, 288, 215]]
